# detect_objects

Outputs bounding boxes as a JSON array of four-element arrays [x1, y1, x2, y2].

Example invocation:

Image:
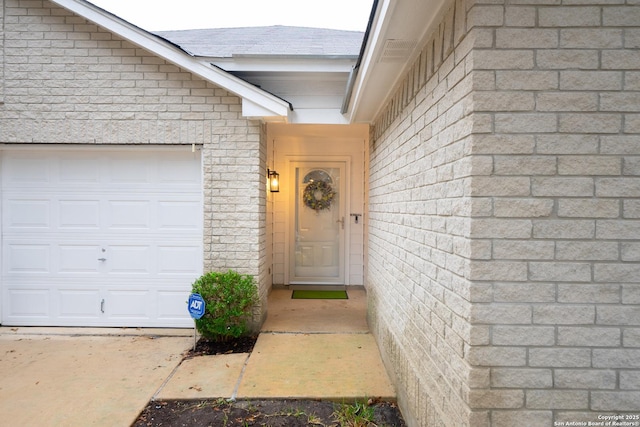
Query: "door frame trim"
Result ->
[[284, 155, 351, 285]]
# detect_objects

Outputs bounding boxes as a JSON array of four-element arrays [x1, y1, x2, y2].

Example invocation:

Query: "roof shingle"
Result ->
[[154, 25, 364, 58]]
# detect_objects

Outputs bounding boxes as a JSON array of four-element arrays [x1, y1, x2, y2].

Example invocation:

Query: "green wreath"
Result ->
[[303, 181, 336, 212]]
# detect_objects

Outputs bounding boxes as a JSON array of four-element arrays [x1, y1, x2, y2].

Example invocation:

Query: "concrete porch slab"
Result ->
[[236, 332, 395, 401], [262, 288, 369, 333], [156, 353, 249, 400]]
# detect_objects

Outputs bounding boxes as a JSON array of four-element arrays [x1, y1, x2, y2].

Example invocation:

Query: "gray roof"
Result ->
[[154, 26, 364, 58]]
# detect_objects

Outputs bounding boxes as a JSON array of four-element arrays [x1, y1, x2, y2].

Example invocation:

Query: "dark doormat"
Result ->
[[291, 290, 348, 299]]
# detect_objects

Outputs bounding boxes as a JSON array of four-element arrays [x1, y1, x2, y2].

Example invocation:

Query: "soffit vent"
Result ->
[[378, 39, 417, 63]]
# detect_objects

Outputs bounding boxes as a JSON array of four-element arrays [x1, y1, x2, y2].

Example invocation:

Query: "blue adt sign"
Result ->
[[188, 293, 206, 319]]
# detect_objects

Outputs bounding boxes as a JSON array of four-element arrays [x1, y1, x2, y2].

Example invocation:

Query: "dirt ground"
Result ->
[[133, 399, 406, 426], [131, 336, 406, 426]]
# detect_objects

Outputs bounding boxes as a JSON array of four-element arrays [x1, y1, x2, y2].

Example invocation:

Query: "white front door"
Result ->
[[1, 148, 203, 327], [290, 161, 346, 284]]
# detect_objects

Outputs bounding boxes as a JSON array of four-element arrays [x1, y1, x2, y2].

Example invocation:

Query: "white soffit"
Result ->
[[347, 0, 447, 123], [210, 57, 357, 74], [50, 0, 291, 121]]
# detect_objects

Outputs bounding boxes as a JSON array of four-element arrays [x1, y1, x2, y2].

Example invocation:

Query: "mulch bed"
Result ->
[[185, 335, 258, 357], [133, 399, 406, 426], [132, 336, 406, 426]]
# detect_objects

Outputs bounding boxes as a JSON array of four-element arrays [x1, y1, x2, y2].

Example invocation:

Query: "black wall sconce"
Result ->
[[268, 168, 280, 192]]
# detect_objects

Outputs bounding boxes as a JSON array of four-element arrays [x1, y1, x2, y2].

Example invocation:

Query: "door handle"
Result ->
[[98, 258, 107, 262], [337, 217, 344, 229]]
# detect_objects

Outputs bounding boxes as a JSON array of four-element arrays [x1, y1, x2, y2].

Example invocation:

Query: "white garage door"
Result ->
[[1, 148, 203, 327]]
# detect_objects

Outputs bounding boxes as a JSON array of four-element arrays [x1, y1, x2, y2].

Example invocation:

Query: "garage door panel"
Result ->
[[60, 158, 100, 183], [158, 246, 201, 274], [158, 201, 201, 230], [59, 245, 102, 273], [59, 200, 101, 229], [5, 289, 50, 318], [4, 285, 195, 326], [107, 245, 151, 274], [159, 158, 201, 184], [108, 157, 152, 183], [105, 290, 151, 319], [5, 199, 50, 228], [108, 201, 150, 229], [58, 290, 102, 318], [4, 157, 50, 184], [2, 149, 203, 327], [158, 290, 192, 320], [7, 244, 51, 273]]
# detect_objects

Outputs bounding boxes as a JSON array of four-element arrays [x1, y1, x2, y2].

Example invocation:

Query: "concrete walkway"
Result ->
[[157, 289, 395, 402], [0, 288, 395, 426]]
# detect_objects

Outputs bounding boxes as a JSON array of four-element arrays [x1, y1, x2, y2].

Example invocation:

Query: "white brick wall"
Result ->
[[368, 0, 475, 425], [0, 0, 243, 145], [0, 0, 4, 103], [0, 0, 269, 325], [471, 0, 640, 419], [369, 0, 640, 425]]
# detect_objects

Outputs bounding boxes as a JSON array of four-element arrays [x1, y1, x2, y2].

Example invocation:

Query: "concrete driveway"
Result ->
[[0, 328, 192, 426]]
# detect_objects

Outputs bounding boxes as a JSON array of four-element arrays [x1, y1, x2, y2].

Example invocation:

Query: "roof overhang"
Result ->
[[345, 0, 448, 123], [209, 56, 357, 74], [51, 0, 291, 122]]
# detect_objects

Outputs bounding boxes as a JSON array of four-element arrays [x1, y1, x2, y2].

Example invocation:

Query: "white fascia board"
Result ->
[[242, 98, 287, 122], [211, 57, 357, 73], [243, 102, 346, 124], [346, 0, 448, 123], [289, 109, 350, 124], [50, 0, 290, 120], [344, 0, 396, 124]]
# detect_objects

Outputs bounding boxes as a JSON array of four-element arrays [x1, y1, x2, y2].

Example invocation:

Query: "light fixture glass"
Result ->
[[268, 169, 280, 192]]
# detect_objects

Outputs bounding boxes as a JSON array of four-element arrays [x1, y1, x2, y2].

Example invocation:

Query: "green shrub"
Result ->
[[191, 270, 258, 341]]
